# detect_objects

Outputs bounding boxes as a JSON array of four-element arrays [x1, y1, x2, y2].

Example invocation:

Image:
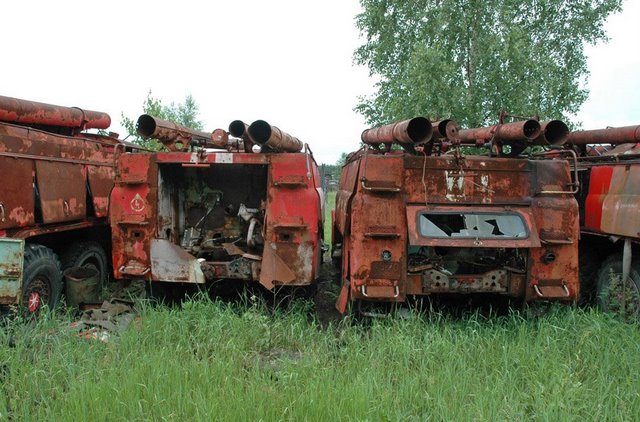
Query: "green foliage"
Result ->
[[120, 91, 204, 150], [2, 303, 640, 420], [336, 151, 348, 167], [355, 0, 623, 128], [319, 153, 349, 187]]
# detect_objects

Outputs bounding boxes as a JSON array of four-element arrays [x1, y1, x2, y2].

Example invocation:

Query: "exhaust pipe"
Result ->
[[136, 114, 212, 151], [0, 94, 111, 130], [361, 117, 433, 147], [248, 120, 303, 153]]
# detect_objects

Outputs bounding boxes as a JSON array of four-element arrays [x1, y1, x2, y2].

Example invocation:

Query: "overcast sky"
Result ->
[[2, 0, 638, 164]]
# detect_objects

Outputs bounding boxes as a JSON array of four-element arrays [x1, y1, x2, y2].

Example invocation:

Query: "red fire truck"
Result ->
[[332, 117, 579, 313], [110, 116, 324, 294], [0, 95, 133, 312]]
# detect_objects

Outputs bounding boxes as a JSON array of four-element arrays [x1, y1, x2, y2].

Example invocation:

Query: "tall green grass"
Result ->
[[2, 300, 639, 420], [323, 190, 336, 250]]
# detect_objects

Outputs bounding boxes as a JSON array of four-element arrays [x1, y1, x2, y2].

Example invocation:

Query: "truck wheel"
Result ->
[[61, 241, 109, 287], [596, 253, 640, 321], [22, 244, 63, 313]]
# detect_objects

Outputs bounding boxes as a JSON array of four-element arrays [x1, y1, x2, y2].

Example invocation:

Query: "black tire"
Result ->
[[596, 253, 640, 321], [22, 244, 63, 313], [61, 241, 109, 287]]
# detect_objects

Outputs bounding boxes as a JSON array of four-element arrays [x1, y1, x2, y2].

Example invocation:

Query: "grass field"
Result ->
[[2, 301, 639, 420], [323, 190, 336, 250], [2, 190, 639, 420]]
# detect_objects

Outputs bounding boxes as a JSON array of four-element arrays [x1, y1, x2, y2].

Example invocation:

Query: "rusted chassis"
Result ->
[[333, 151, 579, 313], [110, 150, 323, 291]]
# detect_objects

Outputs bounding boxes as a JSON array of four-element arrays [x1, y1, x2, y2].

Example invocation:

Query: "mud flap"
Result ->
[[335, 280, 350, 314]]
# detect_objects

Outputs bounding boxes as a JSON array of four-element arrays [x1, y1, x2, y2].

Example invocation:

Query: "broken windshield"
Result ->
[[418, 212, 528, 239]]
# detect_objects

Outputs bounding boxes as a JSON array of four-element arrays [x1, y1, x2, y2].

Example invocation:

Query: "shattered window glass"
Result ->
[[418, 213, 528, 239]]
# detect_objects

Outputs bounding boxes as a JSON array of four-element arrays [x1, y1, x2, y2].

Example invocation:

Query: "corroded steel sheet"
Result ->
[[0, 157, 35, 230], [35, 161, 86, 224], [599, 165, 640, 238], [87, 165, 115, 218]]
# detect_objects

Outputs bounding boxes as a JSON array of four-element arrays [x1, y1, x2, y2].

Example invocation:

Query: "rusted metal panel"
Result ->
[[35, 161, 86, 224], [0, 157, 35, 230], [153, 151, 269, 166], [0, 95, 111, 130], [600, 165, 640, 238], [260, 153, 320, 288], [334, 157, 360, 235], [347, 154, 406, 301], [0, 238, 24, 305], [527, 196, 579, 301], [150, 239, 205, 283], [583, 166, 613, 232], [403, 155, 533, 205], [87, 165, 115, 217]]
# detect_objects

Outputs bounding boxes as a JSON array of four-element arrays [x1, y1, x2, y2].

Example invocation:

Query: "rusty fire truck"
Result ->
[[332, 117, 580, 313], [110, 115, 323, 293], [567, 125, 640, 318], [0, 95, 133, 312]]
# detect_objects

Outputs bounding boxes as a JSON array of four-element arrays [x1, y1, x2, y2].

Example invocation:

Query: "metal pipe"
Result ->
[[248, 120, 303, 152], [534, 120, 570, 146], [432, 119, 460, 140], [567, 125, 640, 145], [361, 117, 433, 146], [0, 94, 111, 130], [229, 120, 249, 138], [229, 120, 256, 152], [458, 120, 541, 144], [136, 114, 211, 150]]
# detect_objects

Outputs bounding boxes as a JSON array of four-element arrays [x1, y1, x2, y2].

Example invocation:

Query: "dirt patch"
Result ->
[[313, 259, 342, 327]]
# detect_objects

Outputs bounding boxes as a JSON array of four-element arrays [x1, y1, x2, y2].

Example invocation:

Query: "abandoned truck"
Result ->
[[110, 115, 323, 293], [0, 95, 134, 312], [567, 125, 640, 318], [332, 117, 579, 313]]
